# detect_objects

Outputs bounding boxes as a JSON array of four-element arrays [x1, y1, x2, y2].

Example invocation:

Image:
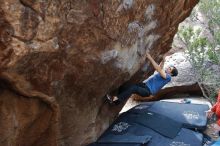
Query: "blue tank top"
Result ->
[[143, 72, 171, 95]]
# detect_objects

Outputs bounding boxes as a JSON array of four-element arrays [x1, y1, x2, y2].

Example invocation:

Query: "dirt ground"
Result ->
[[205, 119, 219, 140]]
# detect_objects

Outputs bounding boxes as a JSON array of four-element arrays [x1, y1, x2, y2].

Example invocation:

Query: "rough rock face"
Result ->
[[0, 0, 198, 146]]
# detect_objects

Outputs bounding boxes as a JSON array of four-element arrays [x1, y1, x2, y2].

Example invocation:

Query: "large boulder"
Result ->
[[0, 0, 198, 146]]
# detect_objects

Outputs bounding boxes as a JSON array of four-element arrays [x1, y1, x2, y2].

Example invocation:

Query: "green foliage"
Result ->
[[178, 26, 208, 68], [176, 0, 220, 100], [198, 0, 220, 64], [199, 0, 220, 27], [207, 48, 219, 64]]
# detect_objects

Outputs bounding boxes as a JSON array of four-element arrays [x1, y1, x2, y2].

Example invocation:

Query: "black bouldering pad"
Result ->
[[135, 111, 182, 138], [147, 101, 209, 130], [97, 121, 151, 144]]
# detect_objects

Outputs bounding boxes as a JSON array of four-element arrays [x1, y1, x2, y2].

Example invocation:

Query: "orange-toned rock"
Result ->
[[0, 0, 198, 145]]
